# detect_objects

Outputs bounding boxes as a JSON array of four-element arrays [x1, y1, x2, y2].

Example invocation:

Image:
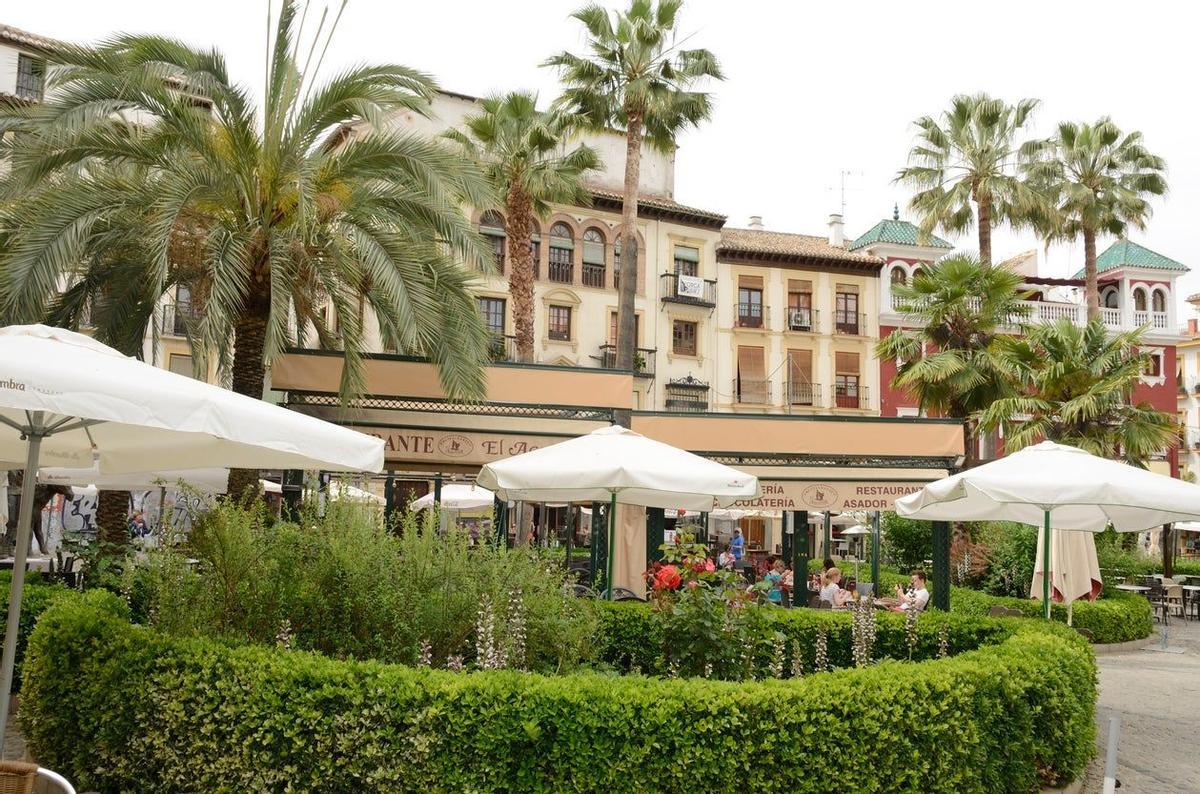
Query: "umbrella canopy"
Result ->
[[896, 440, 1200, 532], [1031, 528, 1103, 606], [808, 511, 858, 526], [0, 325, 384, 754], [476, 425, 758, 511], [841, 525, 873, 536], [410, 483, 495, 511], [42, 466, 237, 494], [0, 325, 383, 473]]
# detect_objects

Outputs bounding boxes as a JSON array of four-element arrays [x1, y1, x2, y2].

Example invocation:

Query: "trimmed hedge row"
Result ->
[[0, 572, 68, 691], [21, 591, 1095, 792], [804, 560, 1152, 644]]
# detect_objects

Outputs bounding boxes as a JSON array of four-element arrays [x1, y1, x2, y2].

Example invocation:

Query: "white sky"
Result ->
[[9, 0, 1199, 314]]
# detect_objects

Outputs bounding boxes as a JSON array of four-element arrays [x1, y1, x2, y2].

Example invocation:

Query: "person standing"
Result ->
[[730, 527, 745, 561]]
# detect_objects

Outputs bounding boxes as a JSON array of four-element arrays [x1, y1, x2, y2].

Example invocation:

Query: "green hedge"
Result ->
[[0, 572, 68, 692], [22, 591, 1095, 792]]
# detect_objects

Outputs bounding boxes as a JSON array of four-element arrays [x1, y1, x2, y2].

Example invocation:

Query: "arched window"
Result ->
[[480, 211, 506, 272], [890, 267, 907, 285], [548, 223, 574, 283], [1134, 289, 1148, 312], [582, 228, 606, 287], [1103, 288, 1119, 309], [1152, 289, 1166, 313]]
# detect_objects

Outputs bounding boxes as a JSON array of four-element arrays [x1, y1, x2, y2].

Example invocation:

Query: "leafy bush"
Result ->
[[0, 571, 68, 692], [977, 522, 1038, 597], [880, 512, 932, 569], [124, 501, 597, 673], [21, 592, 1095, 792]]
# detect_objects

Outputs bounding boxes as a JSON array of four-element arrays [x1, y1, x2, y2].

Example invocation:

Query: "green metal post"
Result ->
[[646, 507, 665, 564], [699, 512, 709, 546], [781, 512, 793, 563], [1042, 510, 1052, 619], [383, 474, 396, 527], [791, 510, 809, 607], [590, 501, 604, 590], [493, 496, 507, 547], [932, 520, 951, 611], [823, 512, 831, 560], [564, 505, 575, 570], [605, 492, 617, 600], [871, 510, 881, 588]]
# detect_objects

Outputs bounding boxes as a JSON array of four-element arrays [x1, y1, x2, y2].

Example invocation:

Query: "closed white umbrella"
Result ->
[[0, 325, 384, 752], [410, 483, 494, 511], [897, 440, 1200, 617], [477, 425, 758, 597], [1031, 528, 1102, 612]]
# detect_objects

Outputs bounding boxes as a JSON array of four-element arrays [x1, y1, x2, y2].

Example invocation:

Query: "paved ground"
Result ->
[[1080, 616, 1200, 793]]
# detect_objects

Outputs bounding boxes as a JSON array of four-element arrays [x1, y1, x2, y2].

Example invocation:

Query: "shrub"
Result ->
[[880, 512, 932, 570], [0, 571, 68, 692], [21, 593, 1095, 792]]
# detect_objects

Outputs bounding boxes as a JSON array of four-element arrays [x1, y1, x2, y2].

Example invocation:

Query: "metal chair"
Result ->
[[1164, 583, 1186, 620], [0, 762, 76, 794], [1146, 582, 1170, 624]]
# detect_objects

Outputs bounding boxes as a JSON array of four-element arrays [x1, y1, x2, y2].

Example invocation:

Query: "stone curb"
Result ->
[[1090, 636, 1154, 655], [1040, 777, 1083, 794]]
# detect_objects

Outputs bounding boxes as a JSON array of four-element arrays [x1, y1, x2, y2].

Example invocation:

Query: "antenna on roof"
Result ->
[[827, 170, 862, 218]]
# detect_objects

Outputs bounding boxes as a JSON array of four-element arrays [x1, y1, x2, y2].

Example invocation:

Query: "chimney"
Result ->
[[748, 215, 764, 230], [828, 213, 844, 247], [1190, 318, 1199, 337]]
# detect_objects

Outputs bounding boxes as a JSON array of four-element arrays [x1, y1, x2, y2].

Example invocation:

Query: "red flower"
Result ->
[[704, 559, 715, 573], [653, 564, 682, 591]]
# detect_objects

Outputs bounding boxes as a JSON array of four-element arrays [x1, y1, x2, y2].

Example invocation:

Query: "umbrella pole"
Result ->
[[0, 411, 45, 756], [1042, 510, 1052, 620], [605, 492, 617, 600]]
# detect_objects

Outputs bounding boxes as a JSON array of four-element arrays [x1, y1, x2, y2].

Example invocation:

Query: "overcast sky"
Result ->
[[9, 0, 1199, 313]]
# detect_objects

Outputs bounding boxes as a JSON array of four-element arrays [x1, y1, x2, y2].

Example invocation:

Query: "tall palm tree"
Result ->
[[896, 93, 1042, 265], [978, 318, 1178, 463], [545, 0, 722, 402], [0, 1, 495, 497], [876, 254, 1029, 467], [1021, 119, 1167, 320], [444, 92, 600, 363]]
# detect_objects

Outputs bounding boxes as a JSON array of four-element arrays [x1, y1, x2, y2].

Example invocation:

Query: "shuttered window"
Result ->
[[736, 346, 767, 403]]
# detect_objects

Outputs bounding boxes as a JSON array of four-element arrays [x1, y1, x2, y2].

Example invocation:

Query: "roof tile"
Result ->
[[1072, 239, 1187, 277], [848, 218, 952, 251], [718, 228, 883, 265]]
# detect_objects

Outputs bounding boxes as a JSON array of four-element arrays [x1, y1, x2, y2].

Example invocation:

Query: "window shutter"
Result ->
[[835, 351, 860, 374], [738, 274, 764, 290], [673, 245, 700, 263], [788, 349, 813, 379], [787, 279, 812, 294], [737, 346, 765, 378]]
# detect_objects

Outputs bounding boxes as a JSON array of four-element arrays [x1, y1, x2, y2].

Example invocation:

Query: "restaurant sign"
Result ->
[[729, 480, 927, 512], [351, 426, 567, 466]]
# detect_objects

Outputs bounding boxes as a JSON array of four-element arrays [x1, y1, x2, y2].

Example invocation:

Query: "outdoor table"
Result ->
[[1115, 584, 1150, 593]]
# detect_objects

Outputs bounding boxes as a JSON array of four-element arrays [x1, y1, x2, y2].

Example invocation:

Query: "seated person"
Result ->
[[764, 557, 786, 605], [892, 569, 930, 612], [819, 566, 852, 608], [717, 543, 736, 569]]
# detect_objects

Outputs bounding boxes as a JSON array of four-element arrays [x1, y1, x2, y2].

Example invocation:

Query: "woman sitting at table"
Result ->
[[819, 566, 851, 608]]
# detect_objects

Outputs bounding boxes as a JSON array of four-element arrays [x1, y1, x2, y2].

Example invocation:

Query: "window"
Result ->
[[1152, 290, 1167, 313], [1103, 289, 1119, 309], [582, 228, 606, 288], [480, 211, 506, 273], [665, 377, 709, 412], [787, 349, 814, 405], [787, 279, 813, 331], [672, 320, 697, 356], [735, 345, 767, 403], [1134, 290, 1147, 312], [548, 305, 572, 341], [835, 285, 860, 334], [834, 351, 861, 408], [169, 285, 192, 336], [607, 312, 640, 345], [673, 245, 699, 278], [168, 354, 195, 379], [549, 223, 574, 283], [613, 236, 622, 290], [737, 275, 764, 328], [477, 297, 505, 335], [1147, 350, 1163, 378], [890, 267, 907, 285], [529, 222, 541, 279], [16, 54, 45, 101]]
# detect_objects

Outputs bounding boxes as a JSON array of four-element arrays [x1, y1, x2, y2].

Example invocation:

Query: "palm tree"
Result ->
[[444, 92, 600, 363], [978, 319, 1178, 463], [0, 1, 495, 497], [896, 93, 1042, 265], [1021, 119, 1167, 320], [876, 254, 1029, 467], [545, 0, 722, 398]]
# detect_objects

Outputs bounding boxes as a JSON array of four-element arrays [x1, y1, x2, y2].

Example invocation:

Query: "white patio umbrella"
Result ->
[[841, 524, 873, 579], [477, 425, 758, 597], [41, 465, 251, 494], [0, 325, 384, 752], [410, 482, 495, 511], [896, 440, 1200, 617], [1031, 528, 1102, 622]]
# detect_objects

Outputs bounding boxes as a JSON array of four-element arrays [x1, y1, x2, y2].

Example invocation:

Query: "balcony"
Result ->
[[833, 384, 869, 410], [548, 259, 573, 284], [660, 272, 717, 307], [582, 263, 605, 288], [733, 378, 771, 405], [785, 381, 820, 409], [1134, 310, 1170, 331], [787, 307, 817, 333], [1100, 307, 1122, 329], [665, 376, 710, 412], [597, 344, 656, 378], [834, 310, 866, 336], [160, 301, 197, 337], [488, 334, 518, 362], [735, 302, 767, 329]]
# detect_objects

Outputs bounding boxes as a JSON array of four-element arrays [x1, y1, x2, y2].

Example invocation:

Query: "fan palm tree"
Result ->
[[545, 0, 722, 399], [876, 254, 1029, 467], [0, 1, 495, 497], [1021, 119, 1167, 320], [444, 92, 600, 362], [977, 318, 1178, 464], [896, 93, 1042, 265]]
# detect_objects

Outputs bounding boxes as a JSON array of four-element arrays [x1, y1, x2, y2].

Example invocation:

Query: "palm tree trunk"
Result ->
[[960, 416, 977, 470], [1083, 228, 1099, 321], [506, 188, 536, 363], [615, 110, 643, 426], [976, 194, 992, 267], [96, 490, 129, 548], [226, 304, 269, 500]]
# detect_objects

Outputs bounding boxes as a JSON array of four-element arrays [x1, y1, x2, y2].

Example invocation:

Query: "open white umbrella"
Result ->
[[897, 440, 1200, 617], [41, 465, 257, 494], [477, 425, 758, 597], [410, 483, 495, 511], [0, 325, 384, 752]]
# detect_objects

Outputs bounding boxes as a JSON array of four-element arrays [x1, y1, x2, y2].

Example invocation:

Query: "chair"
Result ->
[[0, 762, 76, 794], [815, 600, 832, 609], [610, 587, 645, 602], [856, 583, 874, 600], [1146, 582, 1170, 624], [1164, 583, 1186, 620]]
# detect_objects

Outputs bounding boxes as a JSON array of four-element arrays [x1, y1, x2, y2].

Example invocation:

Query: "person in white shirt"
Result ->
[[894, 569, 930, 612], [819, 566, 851, 608]]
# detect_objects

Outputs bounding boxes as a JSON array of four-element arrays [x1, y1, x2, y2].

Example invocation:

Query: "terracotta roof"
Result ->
[[588, 188, 726, 228], [718, 227, 883, 266], [0, 24, 68, 52]]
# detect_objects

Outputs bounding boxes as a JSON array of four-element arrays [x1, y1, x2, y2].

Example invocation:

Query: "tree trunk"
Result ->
[[615, 110, 644, 426], [976, 194, 992, 267], [958, 414, 976, 470], [506, 188, 536, 363], [96, 490, 129, 548], [1161, 523, 1175, 579], [225, 305, 269, 500], [1083, 227, 1099, 322]]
